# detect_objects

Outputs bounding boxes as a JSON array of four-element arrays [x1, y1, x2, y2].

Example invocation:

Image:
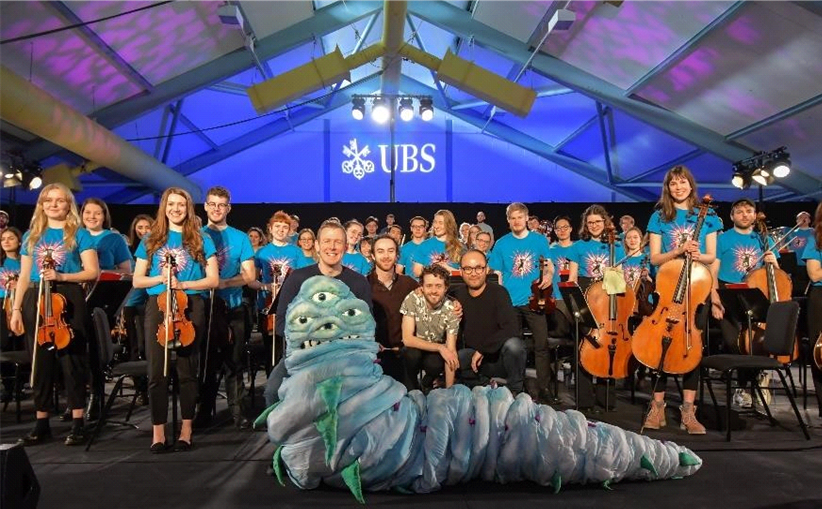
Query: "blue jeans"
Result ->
[[458, 337, 526, 393]]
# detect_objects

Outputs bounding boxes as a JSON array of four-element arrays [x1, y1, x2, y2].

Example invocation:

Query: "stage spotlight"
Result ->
[[751, 167, 774, 187], [731, 168, 750, 190], [372, 97, 390, 124], [29, 175, 43, 190], [399, 98, 414, 122], [419, 97, 433, 121], [351, 96, 365, 120], [771, 151, 791, 178]]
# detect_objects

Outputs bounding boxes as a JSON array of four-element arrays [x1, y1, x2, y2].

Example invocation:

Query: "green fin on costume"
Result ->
[[679, 452, 700, 467], [551, 471, 562, 494], [341, 459, 365, 504], [272, 445, 286, 487], [314, 410, 339, 465], [254, 401, 280, 429], [318, 377, 344, 413], [602, 479, 613, 491], [640, 455, 658, 477]]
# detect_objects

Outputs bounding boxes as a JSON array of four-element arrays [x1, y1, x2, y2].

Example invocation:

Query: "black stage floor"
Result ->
[[2, 371, 821, 509]]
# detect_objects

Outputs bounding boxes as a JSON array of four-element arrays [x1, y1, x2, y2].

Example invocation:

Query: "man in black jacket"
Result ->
[[453, 250, 526, 394]]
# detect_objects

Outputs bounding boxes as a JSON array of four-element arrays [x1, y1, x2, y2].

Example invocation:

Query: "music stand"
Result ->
[[85, 272, 133, 323], [717, 285, 770, 357], [558, 282, 599, 410]]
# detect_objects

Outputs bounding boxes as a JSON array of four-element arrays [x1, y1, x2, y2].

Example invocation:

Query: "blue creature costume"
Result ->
[[257, 276, 701, 503]]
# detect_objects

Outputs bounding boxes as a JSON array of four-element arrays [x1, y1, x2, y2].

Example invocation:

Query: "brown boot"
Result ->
[[679, 403, 706, 435], [643, 401, 666, 430]]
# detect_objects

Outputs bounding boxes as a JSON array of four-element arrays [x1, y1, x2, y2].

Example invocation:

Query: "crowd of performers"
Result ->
[[0, 164, 820, 453]]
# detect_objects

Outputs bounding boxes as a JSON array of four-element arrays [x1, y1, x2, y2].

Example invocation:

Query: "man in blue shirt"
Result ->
[[196, 186, 256, 429], [488, 202, 554, 403]]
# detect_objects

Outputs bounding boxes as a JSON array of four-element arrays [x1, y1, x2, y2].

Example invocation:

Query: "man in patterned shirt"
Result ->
[[400, 264, 460, 392]]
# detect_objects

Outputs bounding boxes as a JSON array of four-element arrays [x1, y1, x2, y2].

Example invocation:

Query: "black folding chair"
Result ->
[[701, 301, 810, 441]]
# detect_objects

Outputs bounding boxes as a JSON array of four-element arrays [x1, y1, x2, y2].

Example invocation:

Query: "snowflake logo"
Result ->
[[557, 256, 571, 271], [157, 246, 189, 273], [792, 236, 807, 251], [429, 252, 449, 266], [267, 259, 290, 282], [585, 252, 609, 279], [216, 245, 230, 271], [624, 266, 641, 286], [0, 268, 18, 291], [34, 242, 67, 271], [733, 245, 759, 274], [511, 252, 535, 278], [669, 225, 695, 250], [342, 139, 375, 180]]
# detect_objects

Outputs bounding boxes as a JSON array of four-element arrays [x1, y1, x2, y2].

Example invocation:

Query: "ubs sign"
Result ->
[[342, 139, 436, 180]]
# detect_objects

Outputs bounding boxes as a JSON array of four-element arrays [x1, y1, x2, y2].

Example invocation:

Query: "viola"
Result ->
[[3, 274, 21, 332], [156, 253, 195, 354], [739, 212, 798, 363], [36, 249, 73, 351], [632, 196, 714, 375], [580, 228, 636, 379], [528, 256, 556, 314]]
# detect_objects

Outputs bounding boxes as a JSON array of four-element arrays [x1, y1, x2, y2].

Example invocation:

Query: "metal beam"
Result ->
[[161, 100, 183, 164], [105, 74, 382, 203], [407, 0, 822, 199], [399, 75, 656, 202], [626, 149, 703, 183], [406, 14, 450, 107], [595, 102, 613, 184], [28, 1, 382, 161], [324, 11, 380, 107], [452, 86, 573, 110], [177, 111, 219, 151], [554, 112, 600, 151], [727, 92, 822, 139], [47, 1, 155, 93], [624, 1, 746, 96]]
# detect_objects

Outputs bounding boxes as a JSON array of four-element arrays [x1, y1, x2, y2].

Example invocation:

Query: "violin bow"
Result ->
[[202, 288, 215, 386], [30, 262, 47, 387]]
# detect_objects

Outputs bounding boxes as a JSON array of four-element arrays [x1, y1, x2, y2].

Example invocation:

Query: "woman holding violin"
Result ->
[[637, 166, 721, 435], [9, 183, 100, 446], [1, 227, 24, 402], [800, 201, 822, 417], [568, 205, 627, 411], [133, 187, 218, 453]]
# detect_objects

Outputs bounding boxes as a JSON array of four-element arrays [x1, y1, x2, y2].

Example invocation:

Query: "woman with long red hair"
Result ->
[[133, 188, 218, 453], [801, 201, 822, 417]]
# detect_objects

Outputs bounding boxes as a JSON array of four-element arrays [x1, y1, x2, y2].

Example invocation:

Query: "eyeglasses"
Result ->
[[298, 237, 314, 243], [555, 225, 571, 231], [205, 202, 229, 210], [586, 220, 604, 226], [460, 265, 487, 274]]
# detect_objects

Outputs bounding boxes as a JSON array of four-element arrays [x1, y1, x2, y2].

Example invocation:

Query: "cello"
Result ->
[[528, 256, 556, 314], [156, 252, 195, 377], [814, 333, 822, 370], [739, 213, 798, 363], [632, 196, 714, 375], [579, 228, 636, 380]]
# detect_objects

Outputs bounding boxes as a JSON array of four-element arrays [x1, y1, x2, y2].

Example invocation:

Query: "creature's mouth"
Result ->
[[299, 334, 363, 350]]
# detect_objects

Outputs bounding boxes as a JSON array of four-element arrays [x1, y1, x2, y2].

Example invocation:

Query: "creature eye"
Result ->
[[311, 291, 339, 304], [344, 308, 362, 317], [297, 316, 310, 325], [321, 323, 339, 332]]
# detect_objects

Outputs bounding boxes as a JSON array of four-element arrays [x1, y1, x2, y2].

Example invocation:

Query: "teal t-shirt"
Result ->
[[413, 238, 461, 271], [0, 256, 21, 298], [646, 208, 722, 258], [572, 238, 626, 279], [20, 227, 95, 282], [343, 252, 372, 275], [134, 230, 217, 296], [788, 228, 814, 266], [398, 240, 426, 279], [87, 229, 132, 271], [202, 225, 255, 308], [801, 240, 822, 287], [548, 242, 575, 296], [716, 228, 778, 284], [488, 231, 552, 307], [254, 242, 308, 307]]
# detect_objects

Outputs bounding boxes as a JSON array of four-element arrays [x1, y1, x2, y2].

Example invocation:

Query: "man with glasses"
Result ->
[[475, 232, 492, 254], [398, 216, 429, 278], [489, 202, 554, 403], [197, 186, 256, 428], [454, 250, 525, 394]]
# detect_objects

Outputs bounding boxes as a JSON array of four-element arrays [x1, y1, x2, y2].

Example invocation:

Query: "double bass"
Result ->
[[632, 196, 714, 375], [579, 228, 636, 379], [739, 213, 798, 363], [156, 252, 195, 376], [528, 256, 556, 314]]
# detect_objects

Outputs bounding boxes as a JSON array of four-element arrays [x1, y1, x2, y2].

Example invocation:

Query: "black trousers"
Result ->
[[401, 347, 444, 391], [22, 283, 90, 413], [377, 349, 405, 384], [123, 304, 146, 361], [515, 305, 551, 392], [199, 300, 247, 417], [145, 294, 205, 425], [806, 286, 822, 414]]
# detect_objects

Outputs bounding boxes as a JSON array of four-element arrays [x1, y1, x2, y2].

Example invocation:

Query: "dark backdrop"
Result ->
[[3, 201, 817, 241]]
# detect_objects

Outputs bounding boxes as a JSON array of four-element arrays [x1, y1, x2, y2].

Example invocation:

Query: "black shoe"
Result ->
[[65, 429, 87, 446], [150, 441, 168, 454], [192, 412, 213, 429], [137, 392, 149, 406], [60, 408, 72, 422], [18, 428, 52, 446], [85, 395, 101, 421], [233, 416, 251, 430], [173, 439, 192, 452]]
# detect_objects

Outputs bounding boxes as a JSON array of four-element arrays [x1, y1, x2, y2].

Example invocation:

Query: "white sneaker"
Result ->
[[757, 372, 773, 405], [733, 389, 752, 408]]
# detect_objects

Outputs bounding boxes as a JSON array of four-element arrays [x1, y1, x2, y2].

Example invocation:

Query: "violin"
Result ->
[[36, 249, 73, 351], [3, 274, 21, 332], [633, 255, 655, 318], [156, 252, 195, 375], [528, 256, 556, 314], [632, 196, 714, 375], [739, 212, 798, 362], [262, 263, 287, 335], [580, 227, 636, 379]]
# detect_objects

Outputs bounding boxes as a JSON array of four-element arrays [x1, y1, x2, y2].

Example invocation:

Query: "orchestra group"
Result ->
[[1, 164, 820, 453]]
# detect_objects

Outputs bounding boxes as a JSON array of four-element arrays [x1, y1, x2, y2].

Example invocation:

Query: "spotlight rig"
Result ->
[[351, 94, 434, 123], [731, 147, 791, 190]]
